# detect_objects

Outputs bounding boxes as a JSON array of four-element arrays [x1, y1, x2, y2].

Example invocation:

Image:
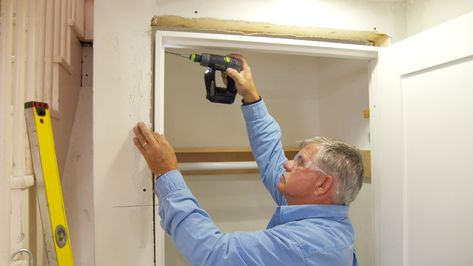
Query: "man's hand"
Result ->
[[225, 54, 260, 104], [133, 122, 177, 177]]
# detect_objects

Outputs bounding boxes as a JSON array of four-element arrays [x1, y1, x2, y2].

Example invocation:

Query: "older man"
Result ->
[[133, 54, 364, 266]]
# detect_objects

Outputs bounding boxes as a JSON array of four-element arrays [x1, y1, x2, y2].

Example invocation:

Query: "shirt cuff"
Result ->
[[241, 98, 269, 121], [155, 170, 187, 199], [241, 96, 262, 106]]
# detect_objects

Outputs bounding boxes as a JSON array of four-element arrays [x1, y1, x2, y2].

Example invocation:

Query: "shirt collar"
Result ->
[[267, 204, 348, 228]]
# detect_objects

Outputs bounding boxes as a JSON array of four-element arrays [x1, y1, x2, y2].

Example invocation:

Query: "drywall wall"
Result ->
[[62, 85, 94, 266], [164, 50, 322, 148], [51, 33, 83, 176], [94, 1, 404, 265], [406, 0, 473, 37], [317, 57, 370, 149], [93, 1, 156, 265], [61, 46, 94, 266]]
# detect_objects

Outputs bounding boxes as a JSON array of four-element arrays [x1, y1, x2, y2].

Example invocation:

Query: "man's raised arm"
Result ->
[[226, 55, 287, 205]]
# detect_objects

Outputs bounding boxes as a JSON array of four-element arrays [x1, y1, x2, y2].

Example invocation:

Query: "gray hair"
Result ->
[[298, 136, 364, 206]]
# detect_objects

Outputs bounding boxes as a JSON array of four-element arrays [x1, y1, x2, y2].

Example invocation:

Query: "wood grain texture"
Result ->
[[151, 15, 390, 47]]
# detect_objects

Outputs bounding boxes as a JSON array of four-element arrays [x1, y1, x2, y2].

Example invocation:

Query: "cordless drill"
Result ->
[[190, 53, 242, 104], [189, 53, 242, 73], [166, 51, 242, 104]]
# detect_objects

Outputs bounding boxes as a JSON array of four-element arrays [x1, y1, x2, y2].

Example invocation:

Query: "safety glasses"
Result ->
[[292, 152, 330, 176]]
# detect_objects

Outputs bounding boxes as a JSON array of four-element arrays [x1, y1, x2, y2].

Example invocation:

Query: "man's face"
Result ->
[[277, 143, 326, 203]]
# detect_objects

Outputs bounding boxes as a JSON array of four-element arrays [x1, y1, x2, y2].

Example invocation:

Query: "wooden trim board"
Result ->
[[151, 15, 390, 47]]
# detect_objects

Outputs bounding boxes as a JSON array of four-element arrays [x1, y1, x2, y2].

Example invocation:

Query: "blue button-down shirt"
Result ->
[[156, 100, 358, 266]]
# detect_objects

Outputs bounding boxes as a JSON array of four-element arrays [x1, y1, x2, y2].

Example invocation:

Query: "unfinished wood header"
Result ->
[[151, 15, 390, 47]]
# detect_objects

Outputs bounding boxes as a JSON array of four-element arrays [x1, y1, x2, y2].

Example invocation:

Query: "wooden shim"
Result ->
[[363, 108, 370, 119], [151, 15, 390, 47]]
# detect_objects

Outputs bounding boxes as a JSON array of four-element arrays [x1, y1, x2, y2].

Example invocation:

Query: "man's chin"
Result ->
[[277, 182, 284, 193], [279, 175, 286, 184]]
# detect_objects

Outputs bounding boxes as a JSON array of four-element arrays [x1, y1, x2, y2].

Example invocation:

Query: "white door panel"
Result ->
[[403, 58, 473, 266], [371, 11, 473, 266]]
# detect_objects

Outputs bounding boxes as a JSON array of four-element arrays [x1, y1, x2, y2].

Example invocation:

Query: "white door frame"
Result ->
[[153, 30, 378, 265]]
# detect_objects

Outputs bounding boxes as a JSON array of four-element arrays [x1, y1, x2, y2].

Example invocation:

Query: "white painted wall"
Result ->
[[62, 46, 94, 266], [62, 85, 94, 266], [317, 57, 370, 149], [164, 50, 323, 148], [406, 0, 473, 37], [93, 1, 156, 265], [52, 34, 84, 175]]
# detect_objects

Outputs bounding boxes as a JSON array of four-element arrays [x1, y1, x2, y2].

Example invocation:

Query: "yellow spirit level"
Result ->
[[25, 101, 74, 266]]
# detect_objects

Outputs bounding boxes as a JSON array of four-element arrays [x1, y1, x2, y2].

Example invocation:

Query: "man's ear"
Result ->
[[314, 174, 334, 196]]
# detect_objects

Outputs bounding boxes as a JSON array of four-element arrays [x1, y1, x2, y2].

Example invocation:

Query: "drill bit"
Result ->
[[165, 51, 190, 59]]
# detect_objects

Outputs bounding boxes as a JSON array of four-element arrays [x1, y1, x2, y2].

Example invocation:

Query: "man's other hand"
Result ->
[[133, 122, 177, 177]]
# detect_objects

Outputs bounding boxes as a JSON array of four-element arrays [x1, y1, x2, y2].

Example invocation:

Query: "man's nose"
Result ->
[[284, 160, 294, 171]]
